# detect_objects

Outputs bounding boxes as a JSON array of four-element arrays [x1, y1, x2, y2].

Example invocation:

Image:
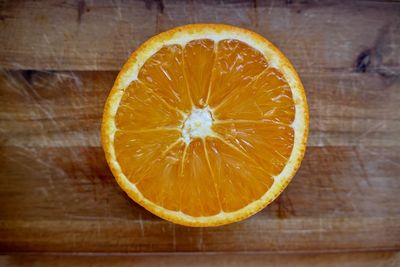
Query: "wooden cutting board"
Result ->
[[0, 0, 399, 264]]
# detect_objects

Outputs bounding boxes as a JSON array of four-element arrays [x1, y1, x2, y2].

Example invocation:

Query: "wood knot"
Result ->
[[355, 49, 371, 73]]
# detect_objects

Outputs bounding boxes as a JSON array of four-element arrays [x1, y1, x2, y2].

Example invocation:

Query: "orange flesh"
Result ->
[[114, 39, 295, 216]]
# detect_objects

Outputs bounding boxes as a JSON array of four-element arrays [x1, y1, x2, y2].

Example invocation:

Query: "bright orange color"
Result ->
[[102, 24, 308, 226]]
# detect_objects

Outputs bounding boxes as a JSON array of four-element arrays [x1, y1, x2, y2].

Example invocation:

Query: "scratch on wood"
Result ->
[[358, 121, 385, 143], [138, 213, 145, 237], [366, 149, 400, 168]]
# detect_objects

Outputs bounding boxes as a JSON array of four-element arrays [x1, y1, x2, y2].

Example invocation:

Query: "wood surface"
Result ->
[[1, 252, 399, 267], [0, 0, 400, 265]]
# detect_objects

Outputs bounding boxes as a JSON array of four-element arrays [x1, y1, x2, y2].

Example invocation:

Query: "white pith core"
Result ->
[[182, 107, 214, 144]]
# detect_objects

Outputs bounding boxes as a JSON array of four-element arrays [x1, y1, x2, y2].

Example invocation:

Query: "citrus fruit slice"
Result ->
[[102, 24, 308, 226]]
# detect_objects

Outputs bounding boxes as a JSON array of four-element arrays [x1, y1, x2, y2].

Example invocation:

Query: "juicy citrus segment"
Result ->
[[212, 122, 294, 176], [102, 24, 309, 226], [114, 130, 182, 184], [213, 67, 295, 124], [183, 39, 216, 108], [138, 45, 192, 112], [205, 138, 274, 212], [180, 139, 220, 216], [208, 39, 269, 107], [115, 81, 182, 130], [135, 141, 185, 211]]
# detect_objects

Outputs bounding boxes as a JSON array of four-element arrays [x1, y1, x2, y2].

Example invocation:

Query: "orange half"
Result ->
[[102, 24, 309, 226]]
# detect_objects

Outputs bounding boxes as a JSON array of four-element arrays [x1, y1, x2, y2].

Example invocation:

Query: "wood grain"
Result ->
[[0, 0, 399, 75], [1, 70, 399, 147], [1, 252, 399, 267], [1, 145, 399, 252], [0, 0, 399, 260]]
